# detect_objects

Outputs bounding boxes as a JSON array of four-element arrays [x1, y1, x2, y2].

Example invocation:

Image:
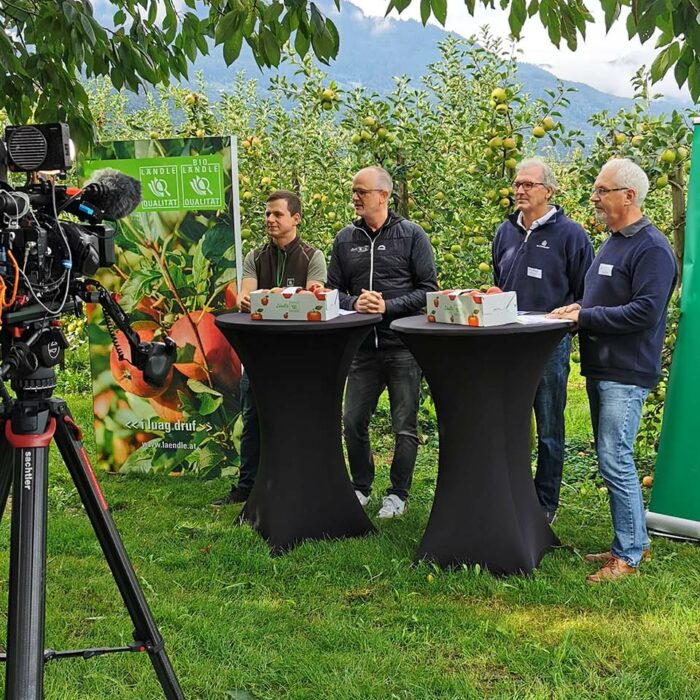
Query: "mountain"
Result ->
[[104, 1, 694, 140]]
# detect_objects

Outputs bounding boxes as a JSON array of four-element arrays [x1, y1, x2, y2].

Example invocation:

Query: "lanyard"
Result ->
[[275, 247, 287, 287]]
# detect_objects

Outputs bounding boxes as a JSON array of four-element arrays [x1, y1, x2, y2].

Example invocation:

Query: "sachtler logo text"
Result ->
[[23, 450, 33, 490]]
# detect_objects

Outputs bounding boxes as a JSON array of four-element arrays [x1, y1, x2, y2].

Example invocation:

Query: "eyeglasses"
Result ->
[[351, 188, 383, 197], [511, 181, 545, 191], [591, 187, 629, 196]]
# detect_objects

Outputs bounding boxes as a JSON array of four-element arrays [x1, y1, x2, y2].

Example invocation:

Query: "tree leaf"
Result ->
[[261, 26, 281, 66], [509, 0, 527, 37], [80, 14, 96, 46], [599, 0, 620, 32], [688, 57, 700, 103], [650, 41, 680, 83], [674, 44, 693, 88], [214, 11, 241, 47], [420, 0, 431, 26], [430, 0, 447, 25], [223, 31, 243, 66], [294, 25, 310, 58]]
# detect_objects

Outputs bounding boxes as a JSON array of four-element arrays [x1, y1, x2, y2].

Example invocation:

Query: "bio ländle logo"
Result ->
[[190, 176, 214, 197]]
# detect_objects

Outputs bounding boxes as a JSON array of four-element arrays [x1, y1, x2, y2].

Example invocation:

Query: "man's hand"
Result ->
[[354, 289, 385, 314], [239, 294, 252, 313], [547, 303, 581, 323]]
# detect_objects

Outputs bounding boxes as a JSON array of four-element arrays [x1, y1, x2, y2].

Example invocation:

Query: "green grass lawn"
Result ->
[[1, 373, 699, 699]]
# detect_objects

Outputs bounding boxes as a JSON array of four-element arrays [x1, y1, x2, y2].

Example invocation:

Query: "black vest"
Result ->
[[253, 237, 318, 288]]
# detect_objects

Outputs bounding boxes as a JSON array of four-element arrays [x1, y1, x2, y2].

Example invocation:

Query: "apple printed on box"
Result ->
[[426, 289, 518, 327], [250, 286, 340, 321]]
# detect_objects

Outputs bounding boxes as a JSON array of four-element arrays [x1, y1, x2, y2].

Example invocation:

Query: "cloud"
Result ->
[[347, 0, 691, 101]]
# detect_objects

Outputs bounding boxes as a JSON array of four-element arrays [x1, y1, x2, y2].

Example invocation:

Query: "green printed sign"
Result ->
[[86, 155, 225, 211], [82, 136, 242, 478]]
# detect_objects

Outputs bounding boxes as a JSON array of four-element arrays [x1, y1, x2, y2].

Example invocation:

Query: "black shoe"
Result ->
[[544, 510, 557, 525], [211, 487, 251, 506]]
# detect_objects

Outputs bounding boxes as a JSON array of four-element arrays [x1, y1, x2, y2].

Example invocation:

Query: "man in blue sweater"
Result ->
[[550, 158, 677, 583], [492, 159, 594, 524]]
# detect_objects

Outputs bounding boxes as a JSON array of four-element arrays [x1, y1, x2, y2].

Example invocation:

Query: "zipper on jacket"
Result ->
[[364, 227, 381, 349], [501, 227, 532, 292]]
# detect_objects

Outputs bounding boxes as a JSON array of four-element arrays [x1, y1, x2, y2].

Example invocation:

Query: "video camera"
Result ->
[[0, 123, 175, 395]]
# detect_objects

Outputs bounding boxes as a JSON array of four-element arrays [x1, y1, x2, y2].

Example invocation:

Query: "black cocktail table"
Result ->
[[391, 315, 571, 575], [215, 312, 381, 553]]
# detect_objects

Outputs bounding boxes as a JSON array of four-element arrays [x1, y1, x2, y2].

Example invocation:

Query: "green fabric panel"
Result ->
[[650, 124, 700, 520]]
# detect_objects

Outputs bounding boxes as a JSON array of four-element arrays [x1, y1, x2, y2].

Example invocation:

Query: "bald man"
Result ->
[[327, 166, 437, 518]]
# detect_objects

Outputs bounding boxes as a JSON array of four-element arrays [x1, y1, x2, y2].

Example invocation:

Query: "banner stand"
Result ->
[[646, 117, 700, 542]]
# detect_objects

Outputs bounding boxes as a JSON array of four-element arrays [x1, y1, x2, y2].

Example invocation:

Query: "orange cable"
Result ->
[[2, 251, 20, 307]]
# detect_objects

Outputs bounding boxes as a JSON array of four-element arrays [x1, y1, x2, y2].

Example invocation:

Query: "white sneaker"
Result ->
[[378, 494, 406, 519], [355, 490, 370, 507]]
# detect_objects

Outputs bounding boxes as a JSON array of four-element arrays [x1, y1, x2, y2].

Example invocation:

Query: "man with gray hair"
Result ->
[[492, 158, 594, 524], [327, 166, 437, 518], [550, 158, 677, 582]]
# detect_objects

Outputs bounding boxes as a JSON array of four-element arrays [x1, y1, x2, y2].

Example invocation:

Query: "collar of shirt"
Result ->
[[517, 205, 556, 234], [357, 211, 395, 237], [617, 215, 651, 237]]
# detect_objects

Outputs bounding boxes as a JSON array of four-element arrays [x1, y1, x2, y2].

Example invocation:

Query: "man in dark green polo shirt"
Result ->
[[214, 190, 326, 504]]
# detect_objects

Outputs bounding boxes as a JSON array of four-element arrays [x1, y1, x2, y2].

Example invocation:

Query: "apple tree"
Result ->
[[2, 0, 699, 147]]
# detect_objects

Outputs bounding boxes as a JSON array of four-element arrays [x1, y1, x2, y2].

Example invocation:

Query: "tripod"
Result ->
[[0, 341, 185, 698]]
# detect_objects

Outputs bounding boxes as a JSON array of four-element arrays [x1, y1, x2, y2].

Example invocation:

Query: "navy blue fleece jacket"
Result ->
[[578, 220, 677, 388], [492, 206, 594, 311]]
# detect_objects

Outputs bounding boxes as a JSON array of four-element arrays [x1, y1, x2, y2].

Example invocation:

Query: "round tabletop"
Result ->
[[216, 312, 382, 334], [390, 315, 572, 336]]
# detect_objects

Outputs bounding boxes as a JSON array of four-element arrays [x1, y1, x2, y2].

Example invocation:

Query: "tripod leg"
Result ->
[[4, 409, 53, 700], [0, 426, 13, 523], [51, 402, 185, 700]]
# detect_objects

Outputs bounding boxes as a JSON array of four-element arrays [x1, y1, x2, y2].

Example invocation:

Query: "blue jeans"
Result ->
[[586, 379, 650, 567], [237, 371, 259, 492], [344, 346, 422, 500], [533, 334, 571, 514]]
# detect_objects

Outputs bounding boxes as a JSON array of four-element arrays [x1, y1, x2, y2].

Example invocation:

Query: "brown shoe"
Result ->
[[586, 556, 638, 584], [584, 549, 651, 564]]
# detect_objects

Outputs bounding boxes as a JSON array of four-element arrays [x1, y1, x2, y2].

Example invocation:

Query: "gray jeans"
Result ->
[[343, 346, 422, 500]]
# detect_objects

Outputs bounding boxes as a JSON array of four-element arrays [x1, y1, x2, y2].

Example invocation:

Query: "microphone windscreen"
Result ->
[[84, 168, 142, 219]]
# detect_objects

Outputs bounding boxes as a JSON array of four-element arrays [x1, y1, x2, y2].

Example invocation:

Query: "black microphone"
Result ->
[[81, 168, 142, 219]]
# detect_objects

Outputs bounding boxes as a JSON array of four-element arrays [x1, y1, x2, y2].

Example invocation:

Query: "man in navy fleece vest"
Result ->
[[492, 159, 594, 525], [550, 158, 677, 583]]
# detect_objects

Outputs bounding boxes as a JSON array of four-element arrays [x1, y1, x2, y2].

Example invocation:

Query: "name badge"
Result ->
[[598, 263, 614, 277], [527, 267, 542, 279]]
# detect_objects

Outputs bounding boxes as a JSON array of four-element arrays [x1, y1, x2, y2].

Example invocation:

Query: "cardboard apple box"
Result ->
[[426, 289, 518, 326], [250, 286, 340, 321]]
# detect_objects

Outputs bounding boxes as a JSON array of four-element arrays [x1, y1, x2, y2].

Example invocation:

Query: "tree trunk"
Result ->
[[671, 164, 686, 282], [395, 151, 409, 218]]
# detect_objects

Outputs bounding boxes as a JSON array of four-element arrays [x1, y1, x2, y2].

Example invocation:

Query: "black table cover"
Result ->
[[215, 312, 381, 553], [391, 316, 571, 575]]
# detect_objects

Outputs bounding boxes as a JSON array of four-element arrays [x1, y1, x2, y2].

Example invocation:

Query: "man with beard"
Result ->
[[550, 158, 677, 582]]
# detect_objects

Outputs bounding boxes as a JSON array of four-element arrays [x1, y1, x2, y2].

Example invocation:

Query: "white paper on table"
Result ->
[[515, 314, 574, 325], [338, 309, 357, 316]]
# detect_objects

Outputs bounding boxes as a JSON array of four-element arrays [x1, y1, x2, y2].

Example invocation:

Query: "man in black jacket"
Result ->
[[327, 166, 437, 518]]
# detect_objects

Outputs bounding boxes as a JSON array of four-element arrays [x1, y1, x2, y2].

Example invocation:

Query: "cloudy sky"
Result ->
[[348, 0, 692, 103]]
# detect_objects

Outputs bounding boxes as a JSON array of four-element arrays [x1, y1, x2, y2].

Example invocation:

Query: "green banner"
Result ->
[[81, 136, 243, 478], [86, 155, 226, 211], [647, 122, 700, 539]]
